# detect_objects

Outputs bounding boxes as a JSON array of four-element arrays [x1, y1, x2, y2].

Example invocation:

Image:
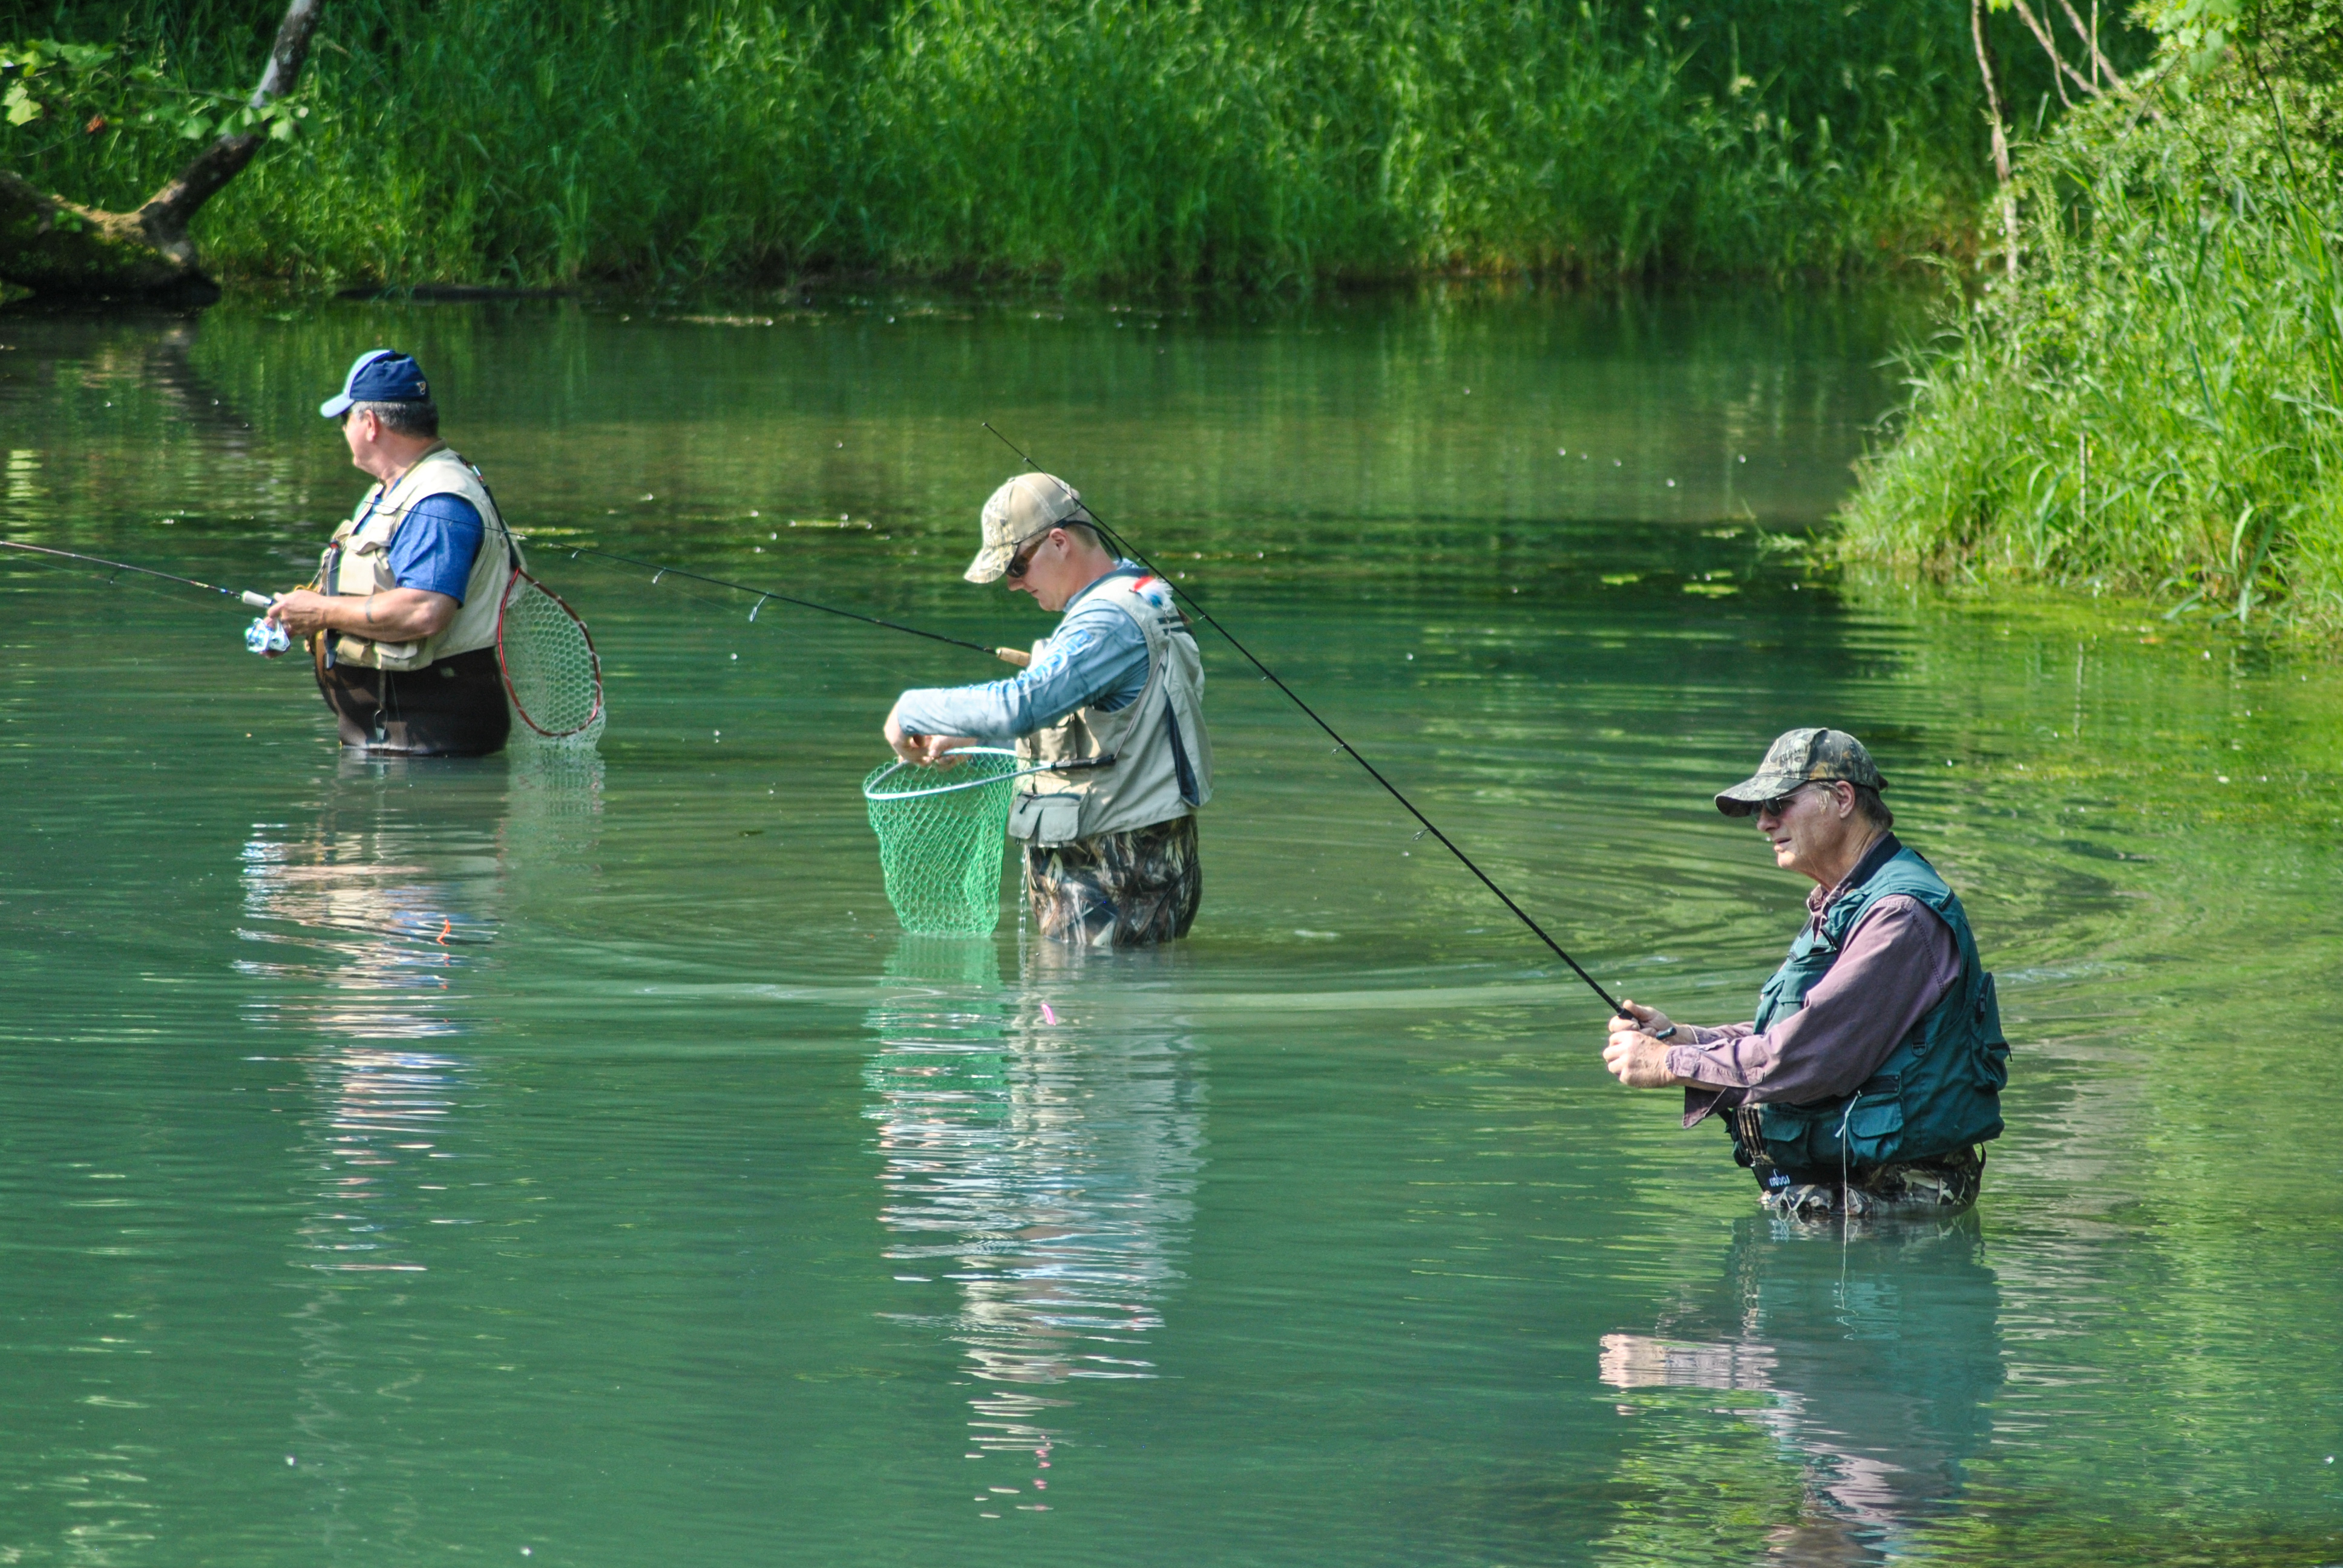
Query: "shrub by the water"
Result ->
[[1841, 6, 2343, 636], [0, 0, 2102, 289]]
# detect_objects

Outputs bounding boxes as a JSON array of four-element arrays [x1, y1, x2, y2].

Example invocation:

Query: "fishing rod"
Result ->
[[551, 542, 1022, 664], [980, 423, 1648, 1025], [0, 538, 275, 609]]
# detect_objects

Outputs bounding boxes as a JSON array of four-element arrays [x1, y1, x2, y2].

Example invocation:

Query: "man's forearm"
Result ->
[[274, 587, 456, 643]]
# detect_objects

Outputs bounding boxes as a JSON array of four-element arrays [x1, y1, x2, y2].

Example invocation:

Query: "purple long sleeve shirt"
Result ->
[[1668, 841, 1962, 1129]]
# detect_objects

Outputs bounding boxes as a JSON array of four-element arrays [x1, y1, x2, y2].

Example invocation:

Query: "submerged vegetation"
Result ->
[[1841, 3, 2343, 636], [0, 0, 2102, 289]]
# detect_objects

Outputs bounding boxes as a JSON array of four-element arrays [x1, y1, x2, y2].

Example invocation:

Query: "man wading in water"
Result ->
[[1602, 729, 2010, 1220], [883, 472, 1211, 948], [264, 350, 517, 757]]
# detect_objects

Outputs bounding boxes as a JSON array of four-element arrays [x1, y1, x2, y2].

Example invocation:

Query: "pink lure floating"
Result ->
[[1040, 1003, 1058, 1026]]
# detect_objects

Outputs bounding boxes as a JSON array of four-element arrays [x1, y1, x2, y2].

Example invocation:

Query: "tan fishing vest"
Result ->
[[1009, 567, 1213, 846], [318, 445, 518, 672]]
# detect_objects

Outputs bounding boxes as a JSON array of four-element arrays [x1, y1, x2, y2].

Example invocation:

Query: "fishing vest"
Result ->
[[317, 445, 517, 673], [1740, 846, 2010, 1172], [1008, 566, 1213, 846]]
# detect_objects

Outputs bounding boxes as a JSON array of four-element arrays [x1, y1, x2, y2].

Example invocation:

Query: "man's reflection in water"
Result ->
[[235, 750, 599, 1548], [864, 938, 1204, 1512], [1598, 1214, 2004, 1567]]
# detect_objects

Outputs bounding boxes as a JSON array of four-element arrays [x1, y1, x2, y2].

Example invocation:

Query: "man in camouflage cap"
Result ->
[[1602, 728, 2011, 1220], [882, 473, 1212, 949]]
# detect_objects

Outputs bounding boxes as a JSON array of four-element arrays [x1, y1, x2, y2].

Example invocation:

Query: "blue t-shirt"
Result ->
[[380, 493, 485, 602]]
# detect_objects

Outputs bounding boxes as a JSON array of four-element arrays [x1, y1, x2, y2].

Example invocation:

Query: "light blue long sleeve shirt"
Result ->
[[893, 563, 1153, 740]]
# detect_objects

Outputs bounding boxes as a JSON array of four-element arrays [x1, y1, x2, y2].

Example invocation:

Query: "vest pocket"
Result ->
[[1843, 1090, 1906, 1164], [1007, 793, 1082, 846], [1971, 972, 2011, 1091]]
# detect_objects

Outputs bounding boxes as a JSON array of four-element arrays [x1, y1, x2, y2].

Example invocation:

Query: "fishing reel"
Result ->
[[244, 616, 291, 657]]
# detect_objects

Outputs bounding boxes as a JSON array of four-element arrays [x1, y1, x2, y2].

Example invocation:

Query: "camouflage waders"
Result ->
[[1729, 1105, 1985, 1221], [1022, 814, 1200, 949]]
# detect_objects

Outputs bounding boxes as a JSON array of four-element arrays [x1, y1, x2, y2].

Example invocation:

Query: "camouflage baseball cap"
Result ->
[[1714, 728, 1888, 816], [963, 472, 1095, 584]]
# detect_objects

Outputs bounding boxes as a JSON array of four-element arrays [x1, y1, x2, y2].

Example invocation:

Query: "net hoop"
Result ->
[[496, 569, 606, 740], [862, 748, 1021, 936], [863, 746, 1044, 801]]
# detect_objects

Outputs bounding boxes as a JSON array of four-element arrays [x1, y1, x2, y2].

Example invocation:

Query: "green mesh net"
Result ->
[[861, 749, 1021, 936]]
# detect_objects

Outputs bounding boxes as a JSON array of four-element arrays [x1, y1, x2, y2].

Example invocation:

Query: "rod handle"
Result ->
[[240, 590, 272, 609], [995, 646, 1032, 668]]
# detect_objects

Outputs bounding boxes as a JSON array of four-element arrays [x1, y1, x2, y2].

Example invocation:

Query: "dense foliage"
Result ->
[[0, 0, 2106, 288], [1839, 25, 2343, 635]]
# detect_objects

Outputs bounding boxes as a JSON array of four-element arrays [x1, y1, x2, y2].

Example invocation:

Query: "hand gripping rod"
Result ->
[[979, 424, 1636, 1021]]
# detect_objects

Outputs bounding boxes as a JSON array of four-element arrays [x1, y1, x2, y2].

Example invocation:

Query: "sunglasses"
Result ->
[[1756, 781, 1824, 818], [1003, 528, 1057, 580]]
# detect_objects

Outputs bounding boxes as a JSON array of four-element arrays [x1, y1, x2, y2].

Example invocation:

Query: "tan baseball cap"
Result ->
[[963, 472, 1094, 583], [1714, 728, 1888, 815]]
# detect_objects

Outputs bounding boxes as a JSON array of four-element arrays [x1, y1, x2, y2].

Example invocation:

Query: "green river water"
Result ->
[[1, 289, 2338, 1567]]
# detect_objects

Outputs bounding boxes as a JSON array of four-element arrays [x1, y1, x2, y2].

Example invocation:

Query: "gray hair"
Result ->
[[1852, 783, 1894, 830], [347, 398, 439, 439]]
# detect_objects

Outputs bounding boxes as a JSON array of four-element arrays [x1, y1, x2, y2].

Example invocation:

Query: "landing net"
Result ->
[[862, 748, 1021, 936], [498, 569, 605, 748]]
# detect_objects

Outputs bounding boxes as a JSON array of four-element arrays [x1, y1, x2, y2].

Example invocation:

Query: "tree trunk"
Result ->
[[1971, 0, 2020, 280], [0, 0, 323, 299]]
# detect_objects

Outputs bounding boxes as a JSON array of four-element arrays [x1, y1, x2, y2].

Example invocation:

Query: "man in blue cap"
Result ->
[[266, 350, 519, 756]]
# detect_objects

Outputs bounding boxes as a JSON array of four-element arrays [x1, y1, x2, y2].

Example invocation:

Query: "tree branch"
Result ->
[[1971, 0, 2020, 278], [139, 0, 324, 242], [2052, 0, 2134, 97], [2008, 0, 2105, 103]]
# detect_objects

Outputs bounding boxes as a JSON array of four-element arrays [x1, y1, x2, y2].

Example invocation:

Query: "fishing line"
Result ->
[[552, 542, 1007, 661], [0, 538, 274, 608], [979, 423, 1637, 1021]]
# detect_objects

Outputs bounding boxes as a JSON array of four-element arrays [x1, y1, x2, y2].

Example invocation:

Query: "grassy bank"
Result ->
[[1, 0, 2104, 289], [1839, 44, 2343, 636]]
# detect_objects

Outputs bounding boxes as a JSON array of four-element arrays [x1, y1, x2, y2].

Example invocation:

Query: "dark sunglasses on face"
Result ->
[[1758, 781, 1824, 818], [1003, 528, 1055, 580]]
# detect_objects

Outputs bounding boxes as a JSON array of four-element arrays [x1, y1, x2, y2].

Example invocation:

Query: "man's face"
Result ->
[[1007, 528, 1090, 613], [1752, 780, 1855, 880], [339, 408, 372, 468]]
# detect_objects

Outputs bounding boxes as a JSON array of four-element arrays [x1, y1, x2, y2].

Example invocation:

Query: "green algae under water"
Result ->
[[0, 289, 2338, 1567]]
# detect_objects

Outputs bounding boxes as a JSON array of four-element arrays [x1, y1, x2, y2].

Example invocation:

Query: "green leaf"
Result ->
[[2, 81, 39, 125]]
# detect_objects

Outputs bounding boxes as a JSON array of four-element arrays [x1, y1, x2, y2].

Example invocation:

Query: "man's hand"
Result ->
[[1604, 1009, 1685, 1089], [265, 588, 336, 639], [1612, 999, 1677, 1039], [883, 700, 977, 768]]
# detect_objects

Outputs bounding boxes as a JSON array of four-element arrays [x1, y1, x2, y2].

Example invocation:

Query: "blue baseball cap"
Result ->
[[320, 349, 431, 419]]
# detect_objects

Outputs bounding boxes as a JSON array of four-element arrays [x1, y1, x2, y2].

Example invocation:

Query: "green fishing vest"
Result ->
[[1742, 846, 2009, 1171]]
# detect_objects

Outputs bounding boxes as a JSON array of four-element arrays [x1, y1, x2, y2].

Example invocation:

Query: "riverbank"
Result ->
[[3, 0, 2103, 291], [1838, 55, 2343, 638]]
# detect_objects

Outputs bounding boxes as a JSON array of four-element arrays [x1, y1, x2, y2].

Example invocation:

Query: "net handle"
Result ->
[[863, 746, 1112, 802], [496, 567, 606, 739]]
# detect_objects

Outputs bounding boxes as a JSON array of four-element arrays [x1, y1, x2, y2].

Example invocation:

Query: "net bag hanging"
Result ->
[[862, 748, 1023, 936], [497, 568, 606, 748]]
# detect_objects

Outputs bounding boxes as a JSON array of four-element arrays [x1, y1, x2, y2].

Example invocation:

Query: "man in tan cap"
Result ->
[[1600, 728, 2010, 1219], [883, 472, 1212, 948]]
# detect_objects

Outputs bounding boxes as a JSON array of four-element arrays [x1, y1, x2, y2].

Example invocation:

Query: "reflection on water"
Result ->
[[865, 938, 1204, 1507], [226, 754, 595, 1554], [1599, 1216, 2003, 1566]]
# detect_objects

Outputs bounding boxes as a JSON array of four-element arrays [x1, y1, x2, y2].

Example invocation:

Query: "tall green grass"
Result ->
[[1839, 75, 2343, 633], [2, 0, 2108, 289]]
